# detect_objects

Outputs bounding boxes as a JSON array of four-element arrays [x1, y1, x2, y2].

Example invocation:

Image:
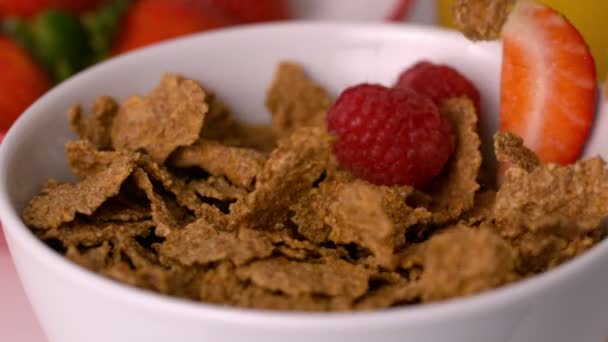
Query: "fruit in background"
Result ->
[[112, 0, 236, 54], [0, 0, 104, 18], [395, 61, 481, 114], [57, 0, 104, 13], [387, 0, 414, 21], [4, 9, 94, 82], [500, 0, 596, 165], [0, 36, 51, 131], [327, 84, 455, 188], [197, 0, 289, 23], [83, 0, 131, 61]]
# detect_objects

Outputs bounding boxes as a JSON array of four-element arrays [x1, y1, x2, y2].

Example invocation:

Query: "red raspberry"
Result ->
[[395, 61, 481, 114], [327, 84, 455, 188]]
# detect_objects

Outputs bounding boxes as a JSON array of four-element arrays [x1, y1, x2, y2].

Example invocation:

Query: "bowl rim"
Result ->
[[0, 21, 605, 330]]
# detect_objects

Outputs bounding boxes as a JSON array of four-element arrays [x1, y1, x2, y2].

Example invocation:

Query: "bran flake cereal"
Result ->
[[290, 187, 332, 243], [420, 225, 518, 301], [200, 262, 348, 311], [68, 96, 118, 150], [452, 0, 516, 40], [131, 168, 182, 237], [171, 139, 266, 189], [494, 157, 608, 233], [21, 64, 608, 312], [324, 179, 430, 268], [493, 154, 608, 273], [111, 74, 208, 163], [457, 190, 497, 226], [355, 280, 421, 310], [23, 154, 137, 229], [494, 131, 540, 172], [226, 124, 277, 152], [66, 139, 126, 178], [136, 154, 203, 215], [236, 256, 371, 298], [160, 216, 273, 266], [266, 62, 333, 137], [200, 91, 240, 141], [229, 126, 333, 230], [188, 176, 247, 202], [104, 236, 202, 299], [40, 220, 154, 248], [426, 98, 481, 224], [92, 195, 152, 222], [66, 241, 112, 271]]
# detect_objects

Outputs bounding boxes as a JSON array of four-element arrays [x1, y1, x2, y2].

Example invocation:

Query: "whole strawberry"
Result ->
[[0, 0, 104, 18], [196, 0, 289, 23], [112, 0, 236, 54], [0, 36, 50, 131], [5, 9, 95, 82], [327, 84, 455, 188], [395, 61, 481, 114]]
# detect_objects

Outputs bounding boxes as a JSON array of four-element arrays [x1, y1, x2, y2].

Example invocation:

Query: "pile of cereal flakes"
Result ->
[[22, 62, 608, 311]]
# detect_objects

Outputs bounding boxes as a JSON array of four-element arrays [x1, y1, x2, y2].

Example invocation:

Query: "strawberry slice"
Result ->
[[500, 0, 597, 165]]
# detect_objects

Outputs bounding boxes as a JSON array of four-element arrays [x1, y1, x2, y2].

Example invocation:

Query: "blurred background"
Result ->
[[0, 0, 605, 136], [0, 1, 606, 341]]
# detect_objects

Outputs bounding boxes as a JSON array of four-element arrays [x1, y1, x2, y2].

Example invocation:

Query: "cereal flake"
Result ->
[[494, 158, 608, 233], [68, 96, 118, 150], [171, 139, 266, 189], [132, 168, 181, 237], [111, 74, 208, 163], [230, 126, 332, 230], [160, 216, 273, 266], [236, 256, 370, 298], [420, 225, 517, 302], [266, 62, 332, 137], [65, 140, 126, 179], [325, 179, 431, 268], [426, 98, 481, 224], [22, 154, 137, 229], [494, 131, 540, 172], [188, 176, 247, 202], [452, 0, 515, 40]]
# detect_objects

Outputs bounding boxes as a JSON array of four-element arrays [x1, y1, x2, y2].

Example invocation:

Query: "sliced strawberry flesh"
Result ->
[[500, 1, 596, 165]]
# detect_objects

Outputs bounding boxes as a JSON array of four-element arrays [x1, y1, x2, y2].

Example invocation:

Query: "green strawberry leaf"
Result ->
[[3, 9, 95, 83], [82, 0, 131, 62]]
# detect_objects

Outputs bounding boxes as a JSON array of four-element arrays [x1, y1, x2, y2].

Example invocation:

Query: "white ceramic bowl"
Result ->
[[1, 23, 608, 342]]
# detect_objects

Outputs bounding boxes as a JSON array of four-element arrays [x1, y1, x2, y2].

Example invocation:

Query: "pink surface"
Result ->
[[0, 125, 44, 341], [0, 124, 44, 339], [0, 245, 47, 341]]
